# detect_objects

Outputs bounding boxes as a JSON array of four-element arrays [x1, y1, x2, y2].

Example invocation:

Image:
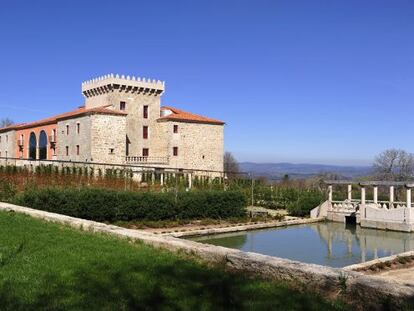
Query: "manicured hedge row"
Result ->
[[13, 187, 247, 221], [286, 191, 324, 217]]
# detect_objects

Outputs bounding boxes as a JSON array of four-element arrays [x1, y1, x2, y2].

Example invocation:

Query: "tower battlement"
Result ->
[[82, 74, 165, 108], [82, 74, 165, 98]]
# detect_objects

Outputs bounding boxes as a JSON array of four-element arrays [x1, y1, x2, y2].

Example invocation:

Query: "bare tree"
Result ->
[[0, 118, 14, 128], [224, 152, 240, 178], [373, 149, 414, 181]]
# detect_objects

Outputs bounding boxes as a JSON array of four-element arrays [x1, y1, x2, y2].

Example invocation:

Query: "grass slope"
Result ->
[[0, 211, 345, 310]]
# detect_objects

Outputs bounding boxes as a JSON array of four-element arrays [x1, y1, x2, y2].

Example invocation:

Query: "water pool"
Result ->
[[191, 221, 414, 268]]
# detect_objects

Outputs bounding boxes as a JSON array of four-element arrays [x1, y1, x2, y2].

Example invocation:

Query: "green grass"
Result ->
[[0, 211, 345, 310]]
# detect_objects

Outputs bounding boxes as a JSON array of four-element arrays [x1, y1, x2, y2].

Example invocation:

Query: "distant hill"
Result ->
[[239, 162, 373, 180]]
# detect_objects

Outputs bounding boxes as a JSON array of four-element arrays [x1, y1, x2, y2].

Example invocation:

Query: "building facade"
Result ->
[[0, 74, 225, 172]]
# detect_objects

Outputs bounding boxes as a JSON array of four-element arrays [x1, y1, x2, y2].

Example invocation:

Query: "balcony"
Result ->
[[125, 156, 169, 165], [49, 135, 57, 145]]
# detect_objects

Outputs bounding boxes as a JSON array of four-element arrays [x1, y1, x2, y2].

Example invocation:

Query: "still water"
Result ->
[[191, 222, 414, 268]]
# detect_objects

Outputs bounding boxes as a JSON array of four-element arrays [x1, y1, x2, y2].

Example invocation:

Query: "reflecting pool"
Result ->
[[191, 222, 414, 268]]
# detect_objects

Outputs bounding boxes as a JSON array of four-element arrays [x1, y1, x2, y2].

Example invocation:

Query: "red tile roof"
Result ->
[[0, 106, 127, 132], [158, 106, 225, 125]]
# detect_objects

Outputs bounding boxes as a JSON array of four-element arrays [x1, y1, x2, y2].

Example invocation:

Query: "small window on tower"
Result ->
[[143, 126, 148, 139], [173, 125, 178, 133], [142, 148, 149, 157], [120, 101, 126, 111], [173, 147, 178, 156], [76, 145, 80, 155], [77, 123, 80, 134], [66, 125, 70, 135], [66, 146, 69, 156], [143, 105, 148, 119]]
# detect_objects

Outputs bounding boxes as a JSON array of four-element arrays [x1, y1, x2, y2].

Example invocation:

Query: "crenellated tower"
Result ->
[[82, 74, 166, 157]]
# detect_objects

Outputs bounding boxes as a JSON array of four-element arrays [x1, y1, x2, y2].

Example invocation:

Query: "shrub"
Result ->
[[287, 191, 324, 217], [13, 187, 247, 222], [0, 178, 16, 202]]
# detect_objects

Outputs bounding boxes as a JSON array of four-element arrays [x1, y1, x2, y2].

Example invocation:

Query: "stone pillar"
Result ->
[[407, 188, 412, 207], [390, 186, 394, 207], [361, 186, 366, 219], [347, 184, 352, 201], [328, 185, 333, 203], [361, 187, 366, 205], [160, 173, 164, 186], [373, 186, 378, 205], [188, 173, 192, 189], [407, 185, 413, 224]]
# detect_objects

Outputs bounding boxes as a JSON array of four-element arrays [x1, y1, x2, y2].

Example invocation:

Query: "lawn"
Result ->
[[0, 211, 345, 310]]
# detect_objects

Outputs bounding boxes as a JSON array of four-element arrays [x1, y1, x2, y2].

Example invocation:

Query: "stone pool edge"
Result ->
[[343, 250, 414, 271], [162, 217, 324, 238], [1, 202, 413, 309]]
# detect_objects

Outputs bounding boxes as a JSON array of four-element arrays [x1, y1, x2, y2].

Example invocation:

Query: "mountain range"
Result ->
[[239, 162, 373, 180]]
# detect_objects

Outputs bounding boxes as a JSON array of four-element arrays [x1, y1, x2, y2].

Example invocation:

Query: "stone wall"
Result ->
[[157, 121, 224, 172], [0, 130, 16, 158], [90, 114, 126, 164], [57, 116, 92, 162], [83, 89, 165, 159]]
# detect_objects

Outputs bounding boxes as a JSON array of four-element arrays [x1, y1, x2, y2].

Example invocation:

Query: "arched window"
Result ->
[[29, 132, 37, 159], [39, 131, 48, 160]]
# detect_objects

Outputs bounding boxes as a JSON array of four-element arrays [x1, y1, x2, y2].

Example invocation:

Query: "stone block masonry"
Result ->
[[1, 201, 413, 310]]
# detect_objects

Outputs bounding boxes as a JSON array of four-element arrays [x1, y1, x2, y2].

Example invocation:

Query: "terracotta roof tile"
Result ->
[[158, 106, 225, 125], [0, 106, 127, 132]]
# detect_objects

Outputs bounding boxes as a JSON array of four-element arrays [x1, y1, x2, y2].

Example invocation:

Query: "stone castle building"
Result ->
[[0, 74, 225, 172]]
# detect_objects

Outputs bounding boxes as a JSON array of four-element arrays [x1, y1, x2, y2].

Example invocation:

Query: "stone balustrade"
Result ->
[[125, 156, 169, 165], [321, 180, 414, 232]]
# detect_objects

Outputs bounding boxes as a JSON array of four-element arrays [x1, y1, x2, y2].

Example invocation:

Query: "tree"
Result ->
[[224, 152, 240, 178], [0, 118, 14, 128], [373, 149, 414, 181]]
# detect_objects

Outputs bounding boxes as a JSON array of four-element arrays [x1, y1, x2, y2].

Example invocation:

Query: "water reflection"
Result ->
[[191, 222, 414, 268]]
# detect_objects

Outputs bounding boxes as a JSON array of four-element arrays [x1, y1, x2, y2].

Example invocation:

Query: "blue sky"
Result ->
[[0, 0, 413, 165]]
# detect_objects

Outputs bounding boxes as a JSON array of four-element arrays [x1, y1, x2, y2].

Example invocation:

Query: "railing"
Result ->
[[331, 199, 414, 210], [125, 156, 169, 165], [365, 200, 413, 209], [49, 136, 56, 144], [331, 200, 360, 211]]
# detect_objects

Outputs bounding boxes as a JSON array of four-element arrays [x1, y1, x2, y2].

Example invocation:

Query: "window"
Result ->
[[173, 125, 178, 133], [173, 147, 178, 156], [109, 148, 114, 154], [66, 146, 69, 156], [29, 132, 37, 159], [39, 131, 47, 160], [66, 125, 70, 135], [143, 105, 148, 119], [143, 126, 148, 139], [142, 148, 149, 157], [76, 145, 80, 155], [77, 123, 80, 134], [120, 101, 126, 111]]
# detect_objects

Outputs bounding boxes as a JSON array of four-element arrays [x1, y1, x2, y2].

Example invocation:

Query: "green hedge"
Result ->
[[13, 187, 247, 221], [286, 191, 324, 217]]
